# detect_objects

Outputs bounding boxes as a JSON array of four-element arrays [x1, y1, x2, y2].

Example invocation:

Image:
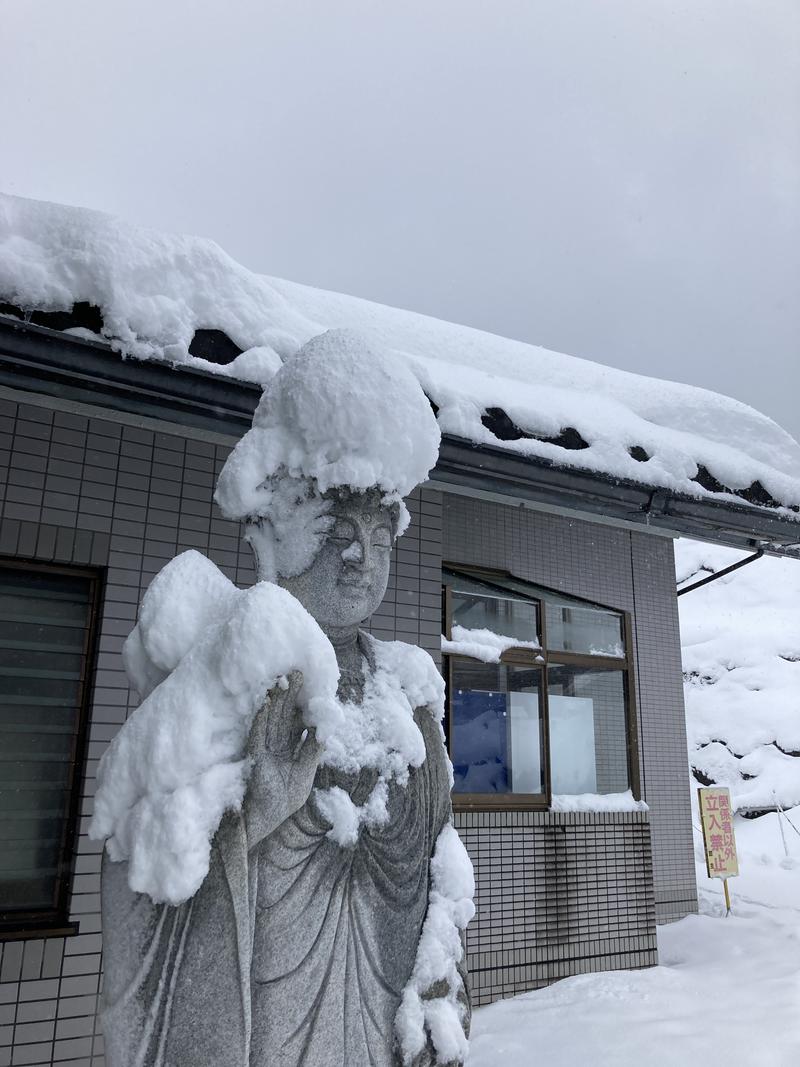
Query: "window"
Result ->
[[0, 561, 100, 937], [450, 660, 544, 796], [443, 565, 639, 809]]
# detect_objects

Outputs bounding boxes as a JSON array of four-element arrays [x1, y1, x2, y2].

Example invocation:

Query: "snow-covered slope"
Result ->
[[2, 192, 799, 513], [676, 539, 800, 812]]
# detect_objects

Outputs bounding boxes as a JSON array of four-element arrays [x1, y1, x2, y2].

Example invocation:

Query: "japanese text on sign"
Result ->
[[698, 786, 738, 879]]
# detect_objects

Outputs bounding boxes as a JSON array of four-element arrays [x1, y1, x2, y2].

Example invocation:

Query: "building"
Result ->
[[1, 194, 798, 1066]]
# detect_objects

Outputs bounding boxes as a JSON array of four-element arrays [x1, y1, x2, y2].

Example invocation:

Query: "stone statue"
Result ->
[[96, 331, 473, 1067]]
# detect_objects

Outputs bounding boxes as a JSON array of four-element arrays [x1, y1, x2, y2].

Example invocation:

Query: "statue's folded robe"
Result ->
[[101, 707, 453, 1067]]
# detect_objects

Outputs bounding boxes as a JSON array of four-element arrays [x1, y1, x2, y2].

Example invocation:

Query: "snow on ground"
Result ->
[[468, 544, 800, 1066], [2, 192, 800, 511], [675, 539, 800, 812], [468, 807, 800, 1067]]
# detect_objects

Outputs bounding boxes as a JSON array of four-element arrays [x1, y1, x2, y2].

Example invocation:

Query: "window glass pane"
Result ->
[[0, 566, 92, 919], [448, 572, 538, 646], [545, 596, 624, 657], [548, 666, 629, 795], [451, 660, 543, 795]]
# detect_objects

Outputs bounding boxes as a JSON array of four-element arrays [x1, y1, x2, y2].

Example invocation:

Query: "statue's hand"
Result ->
[[243, 670, 321, 849], [401, 948, 471, 1067]]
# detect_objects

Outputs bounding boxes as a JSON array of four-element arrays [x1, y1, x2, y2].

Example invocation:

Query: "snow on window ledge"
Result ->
[[441, 625, 542, 663], [550, 789, 649, 813]]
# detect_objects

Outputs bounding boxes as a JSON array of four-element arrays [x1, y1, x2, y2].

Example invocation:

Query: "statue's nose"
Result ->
[[342, 540, 365, 566]]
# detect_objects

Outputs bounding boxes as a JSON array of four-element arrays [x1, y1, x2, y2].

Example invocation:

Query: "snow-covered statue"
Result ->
[[90, 329, 474, 1067]]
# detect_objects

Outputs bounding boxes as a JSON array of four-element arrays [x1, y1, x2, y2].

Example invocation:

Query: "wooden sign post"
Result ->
[[698, 786, 739, 915]]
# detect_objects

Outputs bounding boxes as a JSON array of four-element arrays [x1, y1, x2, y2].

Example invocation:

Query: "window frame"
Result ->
[[0, 557, 103, 941], [443, 563, 641, 812]]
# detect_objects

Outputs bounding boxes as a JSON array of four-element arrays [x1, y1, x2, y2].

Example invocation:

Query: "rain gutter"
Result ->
[[1, 316, 799, 559]]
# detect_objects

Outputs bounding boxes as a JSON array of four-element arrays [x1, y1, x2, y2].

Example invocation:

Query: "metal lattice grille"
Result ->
[[0, 562, 97, 932]]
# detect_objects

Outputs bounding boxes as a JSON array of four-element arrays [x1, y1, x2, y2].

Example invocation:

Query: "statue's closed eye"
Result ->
[[330, 521, 356, 545], [372, 528, 392, 550]]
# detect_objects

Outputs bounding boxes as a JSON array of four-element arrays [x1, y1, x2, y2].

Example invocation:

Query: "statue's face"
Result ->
[[278, 492, 393, 629]]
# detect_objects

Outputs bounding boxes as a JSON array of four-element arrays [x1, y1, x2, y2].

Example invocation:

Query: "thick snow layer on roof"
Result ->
[[2, 192, 799, 511], [676, 538, 800, 811]]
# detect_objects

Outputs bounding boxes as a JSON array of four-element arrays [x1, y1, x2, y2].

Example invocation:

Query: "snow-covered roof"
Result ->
[[2, 192, 799, 515]]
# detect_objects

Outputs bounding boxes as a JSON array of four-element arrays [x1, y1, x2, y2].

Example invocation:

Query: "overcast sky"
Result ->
[[3, 0, 799, 440]]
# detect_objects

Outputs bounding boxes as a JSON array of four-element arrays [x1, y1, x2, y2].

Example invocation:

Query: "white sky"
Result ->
[[3, 0, 799, 441]]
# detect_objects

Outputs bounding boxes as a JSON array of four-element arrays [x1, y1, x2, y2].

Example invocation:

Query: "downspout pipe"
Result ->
[[677, 548, 765, 596]]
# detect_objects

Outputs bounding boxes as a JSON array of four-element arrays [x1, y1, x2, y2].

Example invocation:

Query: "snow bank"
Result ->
[[396, 823, 475, 1065], [441, 624, 541, 663], [468, 796, 800, 1067], [676, 539, 800, 811], [2, 192, 799, 512], [468, 874, 800, 1067]]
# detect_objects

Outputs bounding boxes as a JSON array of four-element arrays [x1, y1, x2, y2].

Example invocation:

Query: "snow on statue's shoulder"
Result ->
[[122, 550, 238, 699], [370, 636, 446, 719], [309, 637, 448, 850], [89, 562, 339, 905]]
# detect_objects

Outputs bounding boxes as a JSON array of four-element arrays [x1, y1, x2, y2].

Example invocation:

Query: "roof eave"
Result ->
[[1, 317, 798, 558], [434, 437, 800, 557]]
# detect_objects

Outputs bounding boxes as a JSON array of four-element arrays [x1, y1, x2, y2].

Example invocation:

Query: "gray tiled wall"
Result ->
[[442, 492, 697, 928], [455, 810, 657, 1006], [0, 390, 694, 1064], [0, 392, 443, 1066]]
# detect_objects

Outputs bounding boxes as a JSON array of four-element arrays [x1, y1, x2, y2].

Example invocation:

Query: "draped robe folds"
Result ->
[[101, 705, 455, 1067]]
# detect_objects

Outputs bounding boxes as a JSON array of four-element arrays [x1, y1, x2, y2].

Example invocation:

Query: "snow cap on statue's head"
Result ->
[[215, 328, 441, 518]]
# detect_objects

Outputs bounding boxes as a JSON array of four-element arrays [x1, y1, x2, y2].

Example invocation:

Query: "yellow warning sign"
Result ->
[[698, 786, 739, 879]]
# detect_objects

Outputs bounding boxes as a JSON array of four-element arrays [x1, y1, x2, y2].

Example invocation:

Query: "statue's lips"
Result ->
[[338, 576, 371, 590]]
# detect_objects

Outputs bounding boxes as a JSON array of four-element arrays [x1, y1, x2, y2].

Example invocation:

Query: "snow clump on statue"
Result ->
[[89, 553, 450, 903], [396, 823, 475, 1064], [89, 551, 340, 904], [215, 328, 441, 580]]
